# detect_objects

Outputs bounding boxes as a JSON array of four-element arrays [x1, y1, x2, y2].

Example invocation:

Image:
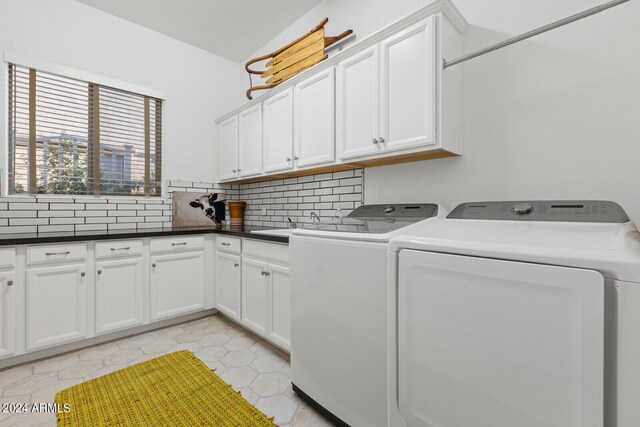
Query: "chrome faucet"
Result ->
[[310, 212, 321, 226], [332, 207, 344, 224]]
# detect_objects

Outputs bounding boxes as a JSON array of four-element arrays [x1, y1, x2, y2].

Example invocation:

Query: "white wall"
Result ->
[[248, 0, 640, 224], [0, 0, 246, 188]]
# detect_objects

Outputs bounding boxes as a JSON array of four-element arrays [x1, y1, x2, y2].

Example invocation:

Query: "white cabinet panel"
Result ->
[[242, 257, 269, 335], [294, 67, 335, 168], [0, 271, 16, 358], [26, 264, 87, 351], [150, 251, 206, 321], [95, 258, 144, 334], [397, 250, 604, 427], [215, 252, 242, 321], [219, 116, 238, 181], [238, 104, 263, 178], [380, 17, 436, 152], [263, 88, 294, 173], [269, 264, 290, 349], [337, 45, 381, 160]]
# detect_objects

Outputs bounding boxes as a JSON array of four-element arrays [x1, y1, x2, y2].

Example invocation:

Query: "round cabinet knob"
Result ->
[[512, 202, 534, 215], [383, 206, 395, 215]]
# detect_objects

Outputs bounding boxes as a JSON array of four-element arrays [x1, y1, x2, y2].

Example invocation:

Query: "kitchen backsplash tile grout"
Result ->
[[0, 170, 363, 233]]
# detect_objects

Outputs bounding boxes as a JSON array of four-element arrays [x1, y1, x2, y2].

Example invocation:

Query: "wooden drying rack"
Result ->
[[245, 18, 352, 100]]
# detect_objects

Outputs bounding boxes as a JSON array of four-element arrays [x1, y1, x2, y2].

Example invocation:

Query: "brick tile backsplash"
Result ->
[[0, 170, 363, 233], [228, 169, 364, 228]]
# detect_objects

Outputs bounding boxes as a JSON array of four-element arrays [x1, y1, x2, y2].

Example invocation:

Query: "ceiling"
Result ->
[[74, 0, 322, 63]]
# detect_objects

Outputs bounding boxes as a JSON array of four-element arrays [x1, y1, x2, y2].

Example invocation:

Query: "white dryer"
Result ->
[[387, 201, 640, 427]]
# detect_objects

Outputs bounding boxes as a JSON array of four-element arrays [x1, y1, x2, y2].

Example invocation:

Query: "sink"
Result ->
[[250, 228, 294, 237]]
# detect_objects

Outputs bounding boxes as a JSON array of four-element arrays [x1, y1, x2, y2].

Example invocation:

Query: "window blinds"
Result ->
[[7, 63, 162, 196]]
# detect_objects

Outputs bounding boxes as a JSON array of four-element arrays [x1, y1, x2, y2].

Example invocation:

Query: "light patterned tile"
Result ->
[[174, 331, 206, 343], [58, 360, 103, 380], [250, 372, 291, 397], [250, 353, 286, 373], [0, 366, 34, 388], [220, 350, 256, 368], [30, 379, 82, 404], [195, 346, 228, 363], [199, 333, 231, 347], [2, 410, 56, 427], [250, 340, 279, 356], [33, 354, 79, 374], [3, 372, 57, 397], [84, 364, 127, 381], [167, 342, 202, 354], [128, 353, 164, 366], [220, 367, 258, 389], [151, 326, 184, 340], [290, 405, 333, 427], [103, 348, 143, 366], [77, 342, 120, 361], [254, 394, 299, 425], [117, 334, 154, 350], [238, 387, 260, 405], [224, 336, 255, 351], [141, 339, 177, 355], [0, 394, 31, 423], [205, 361, 226, 376]]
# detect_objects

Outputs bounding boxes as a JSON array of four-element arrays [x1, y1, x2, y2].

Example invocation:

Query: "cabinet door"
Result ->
[[269, 264, 290, 350], [380, 17, 436, 152], [294, 67, 335, 168], [242, 257, 269, 335], [337, 45, 381, 161], [0, 271, 16, 358], [219, 116, 238, 181], [238, 104, 263, 178], [95, 258, 144, 334], [26, 264, 87, 351], [263, 88, 294, 173], [215, 252, 242, 321], [150, 251, 206, 321]]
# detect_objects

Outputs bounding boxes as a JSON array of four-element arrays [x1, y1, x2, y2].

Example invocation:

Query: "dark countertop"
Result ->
[[0, 225, 289, 246]]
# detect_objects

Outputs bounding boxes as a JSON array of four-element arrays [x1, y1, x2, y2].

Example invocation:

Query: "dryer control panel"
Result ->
[[447, 200, 630, 223]]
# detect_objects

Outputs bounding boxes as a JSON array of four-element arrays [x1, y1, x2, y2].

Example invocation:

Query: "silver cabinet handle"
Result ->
[[372, 138, 378, 144], [80, 272, 85, 277], [110, 247, 130, 251], [221, 242, 231, 246], [232, 169, 237, 173], [152, 263, 157, 267], [378, 137, 385, 143], [286, 157, 291, 161], [234, 262, 239, 267], [7, 280, 13, 286], [97, 270, 102, 275], [46, 251, 70, 256], [261, 271, 271, 277], [294, 156, 299, 160], [171, 242, 187, 246]]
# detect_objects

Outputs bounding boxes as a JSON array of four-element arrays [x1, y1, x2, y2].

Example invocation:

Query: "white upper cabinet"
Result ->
[[238, 104, 263, 178], [380, 17, 436, 153], [219, 116, 238, 181], [337, 45, 381, 161], [294, 67, 335, 168], [263, 88, 294, 173]]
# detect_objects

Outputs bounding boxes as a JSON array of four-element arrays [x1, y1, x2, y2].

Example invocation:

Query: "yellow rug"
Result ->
[[55, 350, 276, 426]]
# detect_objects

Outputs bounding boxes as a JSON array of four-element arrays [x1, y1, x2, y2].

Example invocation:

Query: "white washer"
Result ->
[[388, 201, 640, 427], [290, 203, 446, 426]]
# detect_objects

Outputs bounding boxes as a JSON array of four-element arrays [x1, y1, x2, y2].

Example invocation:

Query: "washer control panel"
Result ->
[[348, 204, 438, 219], [448, 201, 630, 223]]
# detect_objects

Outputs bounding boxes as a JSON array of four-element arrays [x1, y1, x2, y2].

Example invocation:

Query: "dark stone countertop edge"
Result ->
[[0, 227, 289, 246]]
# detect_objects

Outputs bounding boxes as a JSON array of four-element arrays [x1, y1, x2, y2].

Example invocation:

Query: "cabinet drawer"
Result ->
[[0, 248, 16, 269], [150, 235, 205, 253], [27, 243, 87, 265], [95, 240, 144, 259], [243, 239, 289, 264], [216, 236, 241, 254]]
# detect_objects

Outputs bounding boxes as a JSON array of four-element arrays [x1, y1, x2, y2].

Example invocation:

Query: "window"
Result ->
[[7, 63, 162, 196]]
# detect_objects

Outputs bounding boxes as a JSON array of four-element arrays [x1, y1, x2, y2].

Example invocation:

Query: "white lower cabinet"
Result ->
[[150, 250, 206, 321], [268, 264, 291, 349], [242, 258, 269, 335], [0, 270, 16, 358], [215, 252, 242, 321], [95, 257, 144, 334], [26, 263, 88, 351]]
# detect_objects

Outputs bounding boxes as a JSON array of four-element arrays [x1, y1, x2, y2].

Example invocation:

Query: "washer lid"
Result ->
[[448, 200, 629, 223], [389, 207, 640, 282]]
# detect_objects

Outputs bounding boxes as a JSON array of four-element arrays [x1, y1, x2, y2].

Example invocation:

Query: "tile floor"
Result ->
[[0, 314, 332, 426]]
